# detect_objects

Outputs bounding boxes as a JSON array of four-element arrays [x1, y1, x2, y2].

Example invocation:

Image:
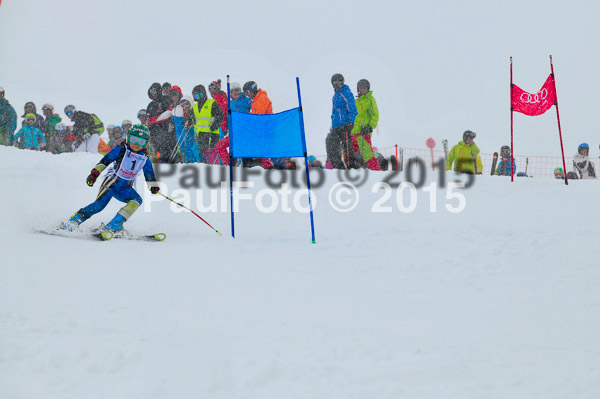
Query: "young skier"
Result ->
[[58, 124, 160, 233]]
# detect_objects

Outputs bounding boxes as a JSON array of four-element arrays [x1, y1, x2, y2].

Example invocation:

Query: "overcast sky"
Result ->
[[1, 0, 598, 156]]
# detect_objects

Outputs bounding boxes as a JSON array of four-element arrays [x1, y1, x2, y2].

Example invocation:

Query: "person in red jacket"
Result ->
[[209, 79, 228, 138]]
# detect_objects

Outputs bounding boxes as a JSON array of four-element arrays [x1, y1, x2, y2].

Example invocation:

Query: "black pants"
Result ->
[[197, 131, 219, 162], [326, 125, 353, 169]]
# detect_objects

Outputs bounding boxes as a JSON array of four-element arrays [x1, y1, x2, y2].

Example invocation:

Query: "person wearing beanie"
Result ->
[[14, 113, 45, 150]]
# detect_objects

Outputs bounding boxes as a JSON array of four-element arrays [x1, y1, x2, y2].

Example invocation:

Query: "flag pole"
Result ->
[[550, 55, 568, 185], [296, 77, 316, 244], [510, 56, 514, 182], [227, 74, 236, 237]]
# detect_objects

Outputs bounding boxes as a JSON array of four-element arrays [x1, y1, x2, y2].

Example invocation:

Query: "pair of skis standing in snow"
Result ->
[[56, 124, 165, 241]]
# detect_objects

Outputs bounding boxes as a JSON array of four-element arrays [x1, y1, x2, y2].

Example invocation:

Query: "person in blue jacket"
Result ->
[[0, 86, 17, 146], [496, 145, 517, 176], [229, 82, 252, 113], [326, 73, 358, 169], [59, 124, 160, 233], [14, 113, 46, 150]]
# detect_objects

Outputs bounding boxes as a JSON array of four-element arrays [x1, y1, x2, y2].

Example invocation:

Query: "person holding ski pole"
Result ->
[[58, 124, 160, 234], [446, 130, 480, 174]]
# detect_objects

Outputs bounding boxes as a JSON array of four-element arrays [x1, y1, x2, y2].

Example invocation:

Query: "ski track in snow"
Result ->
[[1, 147, 600, 399]]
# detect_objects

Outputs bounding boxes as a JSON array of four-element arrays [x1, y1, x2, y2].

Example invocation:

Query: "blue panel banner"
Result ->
[[230, 108, 306, 158]]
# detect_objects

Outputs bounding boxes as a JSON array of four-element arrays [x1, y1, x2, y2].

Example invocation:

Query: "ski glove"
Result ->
[[345, 122, 354, 131], [149, 186, 160, 194], [360, 125, 373, 135], [86, 169, 100, 186], [82, 133, 91, 141]]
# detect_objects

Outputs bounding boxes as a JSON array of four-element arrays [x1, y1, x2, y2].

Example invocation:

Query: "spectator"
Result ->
[[179, 96, 200, 163], [191, 84, 223, 164], [41, 103, 62, 153], [0, 86, 17, 146], [122, 120, 133, 137], [573, 143, 596, 179], [243, 80, 274, 169], [137, 109, 149, 126], [496, 145, 516, 176], [148, 85, 187, 163], [350, 79, 380, 170], [53, 122, 74, 153], [64, 104, 103, 153], [162, 82, 172, 97], [325, 73, 357, 169], [108, 126, 126, 148], [446, 130, 480, 174], [245, 80, 273, 115], [146, 82, 177, 163], [162, 82, 173, 108], [209, 79, 228, 139], [230, 82, 252, 113], [215, 82, 251, 165], [21, 102, 45, 133], [554, 167, 564, 179], [14, 113, 45, 150], [106, 124, 115, 143]]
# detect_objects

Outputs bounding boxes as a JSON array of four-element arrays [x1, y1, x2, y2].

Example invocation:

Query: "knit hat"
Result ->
[[209, 79, 222, 91], [231, 82, 241, 91]]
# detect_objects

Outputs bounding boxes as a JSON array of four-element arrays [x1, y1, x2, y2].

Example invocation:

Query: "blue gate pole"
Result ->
[[227, 75, 235, 238], [296, 77, 316, 244]]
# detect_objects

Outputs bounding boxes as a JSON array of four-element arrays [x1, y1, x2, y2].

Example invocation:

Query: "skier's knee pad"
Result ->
[[117, 200, 140, 220]]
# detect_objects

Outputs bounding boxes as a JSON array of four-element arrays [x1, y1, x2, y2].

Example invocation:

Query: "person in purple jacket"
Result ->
[[326, 73, 358, 169]]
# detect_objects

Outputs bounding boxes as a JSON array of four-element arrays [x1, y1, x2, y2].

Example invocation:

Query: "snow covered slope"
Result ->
[[1, 147, 599, 398]]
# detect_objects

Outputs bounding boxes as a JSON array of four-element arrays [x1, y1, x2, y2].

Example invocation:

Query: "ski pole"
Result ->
[[158, 192, 222, 235]]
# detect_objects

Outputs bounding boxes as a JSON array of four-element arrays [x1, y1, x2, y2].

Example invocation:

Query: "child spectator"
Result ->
[[496, 145, 517, 176], [573, 143, 596, 179], [21, 102, 45, 133], [14, 113, 45, 150]]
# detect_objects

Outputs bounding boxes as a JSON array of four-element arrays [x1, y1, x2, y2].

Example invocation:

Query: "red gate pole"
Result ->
[[550, 55, 568, 185], [510, 57, 514, 182]]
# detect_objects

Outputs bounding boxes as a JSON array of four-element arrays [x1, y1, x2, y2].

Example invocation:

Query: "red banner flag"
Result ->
[[511, 74, 556, 116]]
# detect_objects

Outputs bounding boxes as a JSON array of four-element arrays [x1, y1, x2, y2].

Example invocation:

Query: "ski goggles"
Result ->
[[331, 80, 343, 88], [25, 117, 36, 122], [65, 110, 74, 116], [129, 135, 148, 147], [194, 93, 203, 100]]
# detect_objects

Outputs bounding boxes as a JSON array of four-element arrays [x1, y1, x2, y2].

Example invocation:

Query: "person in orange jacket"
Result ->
[[245, 81, 272, 115], [243, 81, 274, 168]]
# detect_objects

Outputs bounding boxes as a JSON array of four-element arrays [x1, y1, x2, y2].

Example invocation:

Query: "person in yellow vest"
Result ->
[[191, 84, 224, 163], [446, 130, 480, 174]]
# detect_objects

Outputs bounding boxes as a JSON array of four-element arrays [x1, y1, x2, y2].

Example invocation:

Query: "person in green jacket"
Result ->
[[42, 103, 62, 153], [446, 130, 480, 174], [0, 86, 17, 146], [350, 79, 380, 170]]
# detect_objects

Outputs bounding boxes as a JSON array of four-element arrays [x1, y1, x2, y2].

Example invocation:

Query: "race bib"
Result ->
[[116, 149, 148, 180]]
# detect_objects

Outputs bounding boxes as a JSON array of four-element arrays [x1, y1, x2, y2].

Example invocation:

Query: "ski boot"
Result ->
[[58, 213, 83, 232], [103, 214, 130, 238]]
